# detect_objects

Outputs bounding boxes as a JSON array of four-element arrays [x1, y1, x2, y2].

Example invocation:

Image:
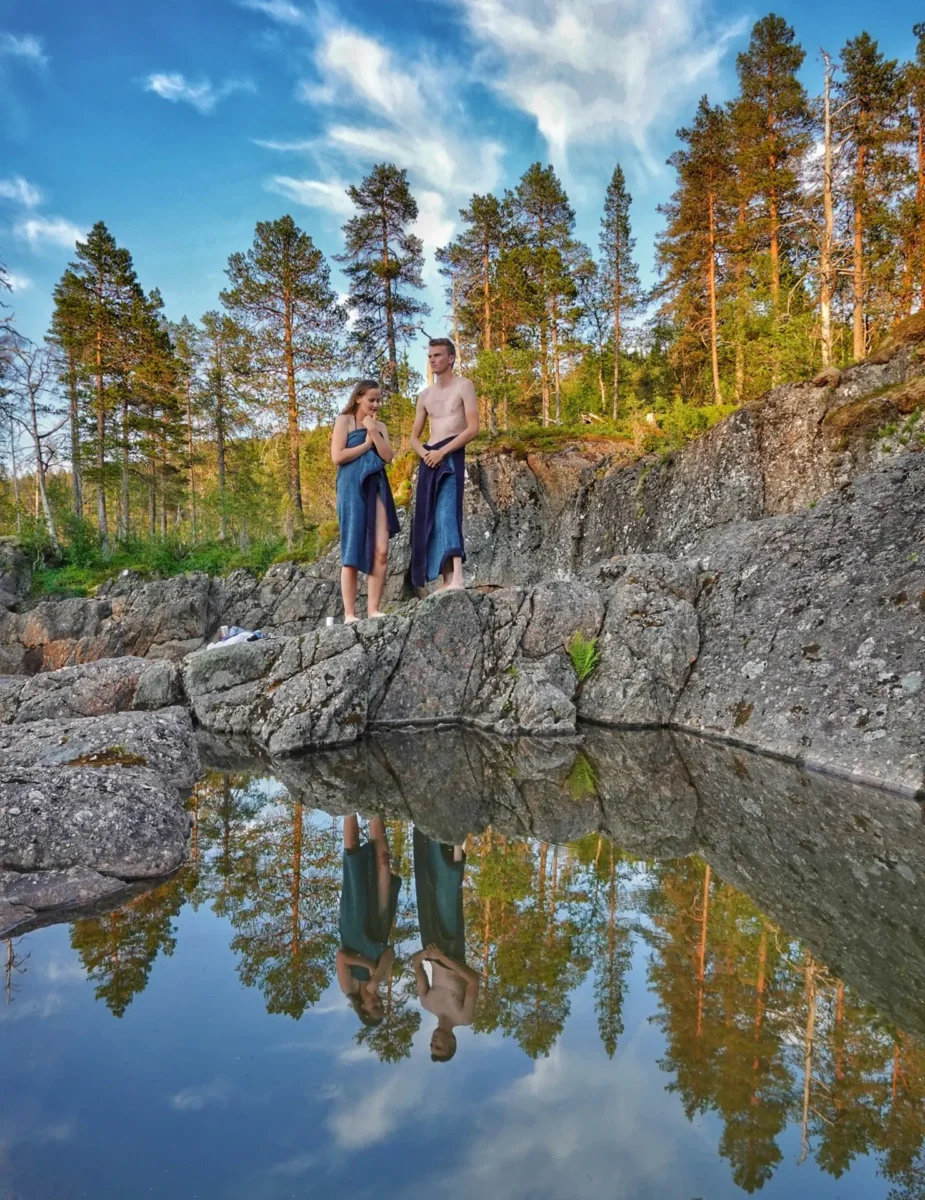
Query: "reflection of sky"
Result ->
[[0, 854, 903, 1199]]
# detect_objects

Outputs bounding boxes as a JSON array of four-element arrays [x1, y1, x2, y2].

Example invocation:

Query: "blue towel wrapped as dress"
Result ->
[[336, 430, 400, 575]]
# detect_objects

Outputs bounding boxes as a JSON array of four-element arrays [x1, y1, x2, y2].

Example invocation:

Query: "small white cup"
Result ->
[[325, 616, 334, 627]]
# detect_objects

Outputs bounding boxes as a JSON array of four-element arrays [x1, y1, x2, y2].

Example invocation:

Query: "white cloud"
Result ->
[[13, 215, 85, 252], [254, 138, 316, 153], [239, 0, 311, 28], [458, 0, 745, 168], [144, 72, 255, 114], [266, 175, 354, 216], [0, 31, 48, 68], [0, 176, 43, 208], [6, 272, 33, 292], [169, 1078, 232, 1112]]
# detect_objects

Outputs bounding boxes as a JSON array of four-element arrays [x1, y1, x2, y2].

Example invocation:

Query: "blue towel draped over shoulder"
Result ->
[[410, 436, 466, 588], [336, 430, 400, 575]]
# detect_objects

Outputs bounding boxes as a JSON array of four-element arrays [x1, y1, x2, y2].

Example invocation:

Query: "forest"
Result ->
[[1, 15, 924, 589], [8, 769, 921, 1196]]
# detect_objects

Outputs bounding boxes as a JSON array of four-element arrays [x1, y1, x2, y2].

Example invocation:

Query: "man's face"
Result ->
[[428, 345, 452, 375]]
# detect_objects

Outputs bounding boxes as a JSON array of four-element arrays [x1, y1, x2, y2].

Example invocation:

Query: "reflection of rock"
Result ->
[[677, 733, 925, 1039]]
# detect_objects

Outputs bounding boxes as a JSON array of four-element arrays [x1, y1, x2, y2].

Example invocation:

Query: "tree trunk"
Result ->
[[552, 297, 562, 424], [707, 191, 723, 404], [820, 52, 836, 368], [799, 954, 817, 1164], [216, 384, 227, 542], [8, 413, 22, 537], [28, 397, 58, 547], [852, 144, 867, 361], [613, 249, 621, 420], [451, 278, 463, 374], [382, 212, 397, 391], [186, 376, 197, 539], [95, 279, 109, 554], [120, 393, 130, 541], [918, 107, 925, 310], [483, 241, 492, 350], [696, 865, 711, 1039], [67, 350, 83, 518], [283, 289, 303, 531]]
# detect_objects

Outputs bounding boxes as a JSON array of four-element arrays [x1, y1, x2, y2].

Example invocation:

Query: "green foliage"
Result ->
[[567, 630, 601, 682], [566, 751, 599, 801]]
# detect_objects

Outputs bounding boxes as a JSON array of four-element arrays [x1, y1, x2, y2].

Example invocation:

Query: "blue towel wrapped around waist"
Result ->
[[340, 842, 401, 981], [413, 827, 466, 962], [410, 437, 466, 588], [336, 431, 400, 575]]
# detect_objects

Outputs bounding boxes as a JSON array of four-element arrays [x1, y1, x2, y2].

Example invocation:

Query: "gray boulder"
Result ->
[[0, 764, 190, 878], [0, 706, 200, 790], [6, 656, 181, 725], [0, 538, 30, 609]]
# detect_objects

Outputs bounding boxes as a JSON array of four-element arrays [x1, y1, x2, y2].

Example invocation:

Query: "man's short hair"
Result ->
[[429, 337, 456, 362]]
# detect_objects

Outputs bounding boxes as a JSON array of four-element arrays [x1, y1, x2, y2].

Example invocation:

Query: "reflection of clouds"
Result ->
[[0, 990, 64, 1021], [396, 1026, 705, 1200], [0, 1117, 76, 1170], [42, 957, 88, 983], [169, 1077, 232, 1112]]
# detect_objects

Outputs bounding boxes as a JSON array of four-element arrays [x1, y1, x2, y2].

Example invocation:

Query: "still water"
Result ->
[[3, 727, 925, 1200]]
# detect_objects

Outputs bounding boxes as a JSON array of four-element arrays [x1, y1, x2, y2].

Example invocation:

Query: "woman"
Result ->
[[331, 380, 400, 623], [336, 815, 401, 1028]]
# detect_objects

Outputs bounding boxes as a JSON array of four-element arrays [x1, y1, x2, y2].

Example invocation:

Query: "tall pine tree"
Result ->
[[223, 215, 343, 535], [600, 165, 642, 418], [337, 164, 429, 394]]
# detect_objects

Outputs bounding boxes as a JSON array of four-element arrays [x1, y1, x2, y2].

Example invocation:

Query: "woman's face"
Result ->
[[356, 388, 381, 419]]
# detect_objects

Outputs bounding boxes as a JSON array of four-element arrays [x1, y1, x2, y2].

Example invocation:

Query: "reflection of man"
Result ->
[[411, 827, 479, 1062]]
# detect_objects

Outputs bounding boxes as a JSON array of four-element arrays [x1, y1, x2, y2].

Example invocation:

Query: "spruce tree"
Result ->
[[735, 16, 811, 334], [337, 164, 429, 393], [223, 215, 343, 534], [838, 33, 904, 358], [600, 165, 642, 418]]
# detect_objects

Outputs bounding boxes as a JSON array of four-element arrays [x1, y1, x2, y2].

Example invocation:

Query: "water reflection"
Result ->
[[4, 727, 925, 1196]]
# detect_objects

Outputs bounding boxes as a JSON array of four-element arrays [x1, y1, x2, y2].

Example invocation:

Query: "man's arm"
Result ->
[[430, 380, 479, 463], [409, 395, 430, 461]]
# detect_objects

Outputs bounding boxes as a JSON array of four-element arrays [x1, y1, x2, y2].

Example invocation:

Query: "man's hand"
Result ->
[[422, 448, 444, 469], [411, 949, 428, 966]]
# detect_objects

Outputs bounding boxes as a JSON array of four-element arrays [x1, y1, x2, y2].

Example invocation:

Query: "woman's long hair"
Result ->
[[340, 379, 380, 417]]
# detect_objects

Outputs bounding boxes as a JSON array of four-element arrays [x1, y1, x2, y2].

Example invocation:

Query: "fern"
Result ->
[[567, 631, 600, 682]]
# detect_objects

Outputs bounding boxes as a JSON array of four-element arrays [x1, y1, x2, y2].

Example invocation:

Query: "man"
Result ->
[[409, 338, 479, 592], [411, 828, 479, 1063]]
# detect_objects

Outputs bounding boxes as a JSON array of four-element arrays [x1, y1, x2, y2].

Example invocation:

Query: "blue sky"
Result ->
[[1, 0, 921, 352]]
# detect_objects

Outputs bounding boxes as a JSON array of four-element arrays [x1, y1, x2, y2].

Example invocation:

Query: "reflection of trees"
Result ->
[[641, 857, 925, 1194], [5, 937, 28, 1005], [69, 872, 194, 1017]]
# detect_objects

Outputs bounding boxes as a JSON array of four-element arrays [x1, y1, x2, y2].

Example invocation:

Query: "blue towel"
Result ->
[[410, 437, 466, 587], [413, 828, 466, 962], [336, 430, 400, 574], [340, 842, 401, 981]]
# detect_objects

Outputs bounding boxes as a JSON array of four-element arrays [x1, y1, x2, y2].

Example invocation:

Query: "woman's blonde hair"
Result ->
[[340, 379, 380, 416]]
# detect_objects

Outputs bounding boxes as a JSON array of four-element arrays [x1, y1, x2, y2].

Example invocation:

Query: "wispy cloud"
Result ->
[[458, 0, 744, 169], [144, 72, 255, 114], [238, 0, 312, 27], [5, 272, 33, 292], [0, 31, 48, 69], [266, 175, 354, 215], [13, 215, 85, 252], [0, 175, 43, 208]]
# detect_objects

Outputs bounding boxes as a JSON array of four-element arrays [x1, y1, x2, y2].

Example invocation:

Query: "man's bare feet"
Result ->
[[445, 580, 466, 591], [367, 610, 387, 619]]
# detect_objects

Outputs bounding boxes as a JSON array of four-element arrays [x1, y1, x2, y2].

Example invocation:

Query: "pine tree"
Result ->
[[600, 165, 642, 418], [337, 164, 429, 394], [507, 164, 576, 425], [735, 16, 811, 343], [198, 311, 255, 541], [908, 25, 925, 311], [657, 97, 735, 404], [48, 269, 88, 518], [64, 222, 142, 554], [170, 317, 201, 538], [838, 33, 904, 358], [223, 216, 344, 535], [436, 192, 506, 359]]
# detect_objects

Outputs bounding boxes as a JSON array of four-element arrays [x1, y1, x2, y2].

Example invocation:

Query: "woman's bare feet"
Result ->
[[344, 615, 359, 624]]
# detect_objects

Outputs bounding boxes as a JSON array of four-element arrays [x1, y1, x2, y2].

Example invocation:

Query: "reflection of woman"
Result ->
[[331, 380, 400, 624], [336, 816, 400, 1028], [411, 828, 479, 1062]]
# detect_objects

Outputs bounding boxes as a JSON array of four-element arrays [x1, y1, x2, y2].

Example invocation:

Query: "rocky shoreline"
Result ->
[[0, 326, 923, 935]]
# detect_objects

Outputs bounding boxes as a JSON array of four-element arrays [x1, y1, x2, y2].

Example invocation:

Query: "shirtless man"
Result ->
[[411, 831, 479, 1063], [409, 338, 479, 592]]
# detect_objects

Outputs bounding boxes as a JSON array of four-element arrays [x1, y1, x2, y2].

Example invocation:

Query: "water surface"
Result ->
[[3, 728, 925, 1200]]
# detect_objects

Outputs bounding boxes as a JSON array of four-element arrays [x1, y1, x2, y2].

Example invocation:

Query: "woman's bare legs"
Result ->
[[366, 497, 389, 618], [341, 566, 359, 623], [343, 813, 360, 851]]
